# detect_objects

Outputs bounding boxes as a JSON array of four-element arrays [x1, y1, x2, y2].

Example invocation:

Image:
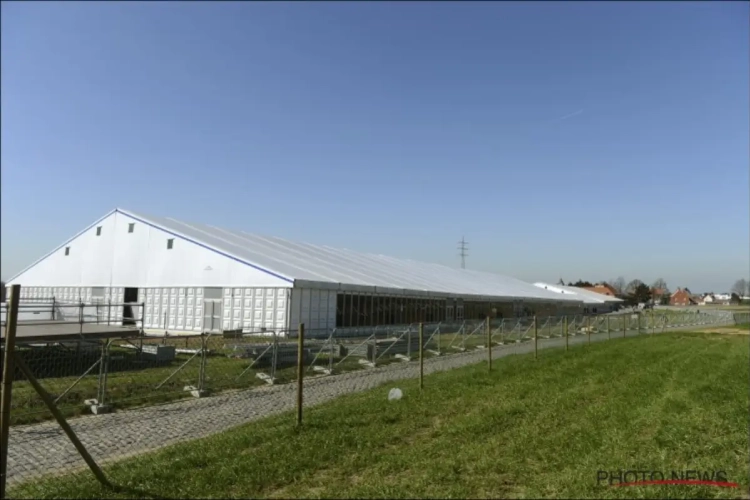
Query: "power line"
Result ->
[[457, 236, 469, 269]]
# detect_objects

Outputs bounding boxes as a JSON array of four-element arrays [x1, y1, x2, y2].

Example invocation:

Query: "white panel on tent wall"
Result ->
[[262, 289, 274, 329], [276, 289, 288, 329], [186, 287, 195, 325], [222, 289, 232, 331], [242, 289, 254, 328], [253, 289, 264, 328], [327, 291, 337, 329], [318, 291, 329, 330], [114, 288, 124, 321], [232, 288, 243, 329], [289, 289, 301, 329], [312, 290, 324, 329], [176, 288, 186, 330], [300, 289, 311, 329], [145, 289, 154, 327]]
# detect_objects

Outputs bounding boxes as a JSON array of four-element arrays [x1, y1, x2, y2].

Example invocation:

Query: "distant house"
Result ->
[[581, 283, 618, 297], [670, 288, 698, 306], [651, 287, 667, 304], [701, 294, 715, 305]]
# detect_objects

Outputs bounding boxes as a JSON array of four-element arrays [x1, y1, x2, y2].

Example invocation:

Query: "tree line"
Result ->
[[560, 277, 750, 306]]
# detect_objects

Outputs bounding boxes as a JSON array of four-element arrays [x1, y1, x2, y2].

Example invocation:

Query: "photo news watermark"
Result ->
[[596, 470, 738, 488]]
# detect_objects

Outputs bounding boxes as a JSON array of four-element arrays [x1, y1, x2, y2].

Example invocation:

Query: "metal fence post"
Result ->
[[296, 323, 305, 427], [437, 323, 441, 354], [547, 316, 551, 338], [486, 316, 492, 372], [637, 313, 641, 335], [606, 315, 610, 340], [79, 301, 84, 334], [564, 315, 569, 351], [198, 334, 207, 392], [587, 315, 591, 344], [649, 311, 653, 335], [623, 314, 627, 338], [95, 340, 111, 411], [419, 322, 424, 390], [533, 315, 538, 359], [407, 325, 412, 360], [0, 285, 21, 500], [328, 330, 334, 375]]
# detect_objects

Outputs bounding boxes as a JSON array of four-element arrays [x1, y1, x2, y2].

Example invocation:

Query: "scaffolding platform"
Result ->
[[1, 320, 142, 343]]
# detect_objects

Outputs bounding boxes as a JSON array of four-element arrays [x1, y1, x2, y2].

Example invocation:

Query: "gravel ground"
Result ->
[[6, 319, 732, 486]]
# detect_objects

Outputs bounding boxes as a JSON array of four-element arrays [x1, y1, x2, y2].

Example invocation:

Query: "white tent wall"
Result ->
[[7, 211, 292, 289], [287, 283, 587, 334], [7, 210, 293, 334], [288, 287, 338, 334]]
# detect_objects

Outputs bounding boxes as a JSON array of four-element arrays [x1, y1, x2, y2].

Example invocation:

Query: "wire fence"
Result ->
[[1, 289, 748, 494]]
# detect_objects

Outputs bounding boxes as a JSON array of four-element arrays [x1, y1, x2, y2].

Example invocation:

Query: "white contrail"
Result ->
[[548, 109, 584, 123]]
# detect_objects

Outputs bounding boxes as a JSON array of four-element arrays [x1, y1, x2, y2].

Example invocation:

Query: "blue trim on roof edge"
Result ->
[[7, 209, 119, 283], [117, 210, 294, 284]]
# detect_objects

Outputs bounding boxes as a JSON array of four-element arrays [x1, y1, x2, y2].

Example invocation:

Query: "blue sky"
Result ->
[[2, 2, 748, 293]]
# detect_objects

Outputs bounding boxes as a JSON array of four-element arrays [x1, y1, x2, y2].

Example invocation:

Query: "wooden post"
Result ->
[[0, 285, 21, 499], [419, 323, 424, 390], [533, 315, 538, 359], [486, 316, 492, 372], [11, 351, 112, 489], [587, 315, 591, 344], [564, 316, 568, 351], [296, 323, 305, 427]]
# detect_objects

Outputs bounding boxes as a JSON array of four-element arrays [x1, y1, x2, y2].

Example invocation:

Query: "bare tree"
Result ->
[[652, 278, 668, 291], [626, 279, 643, 294], [731, 279, 748, 297], [609, 277, 626, 295]]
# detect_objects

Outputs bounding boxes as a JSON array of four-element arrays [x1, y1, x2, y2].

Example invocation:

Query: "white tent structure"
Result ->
[[533, 282, 623, 313], [7, 208, 584, 334]]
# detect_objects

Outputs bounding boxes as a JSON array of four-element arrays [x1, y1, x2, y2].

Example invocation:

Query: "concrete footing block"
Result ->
[[90, 404, 112, 415]]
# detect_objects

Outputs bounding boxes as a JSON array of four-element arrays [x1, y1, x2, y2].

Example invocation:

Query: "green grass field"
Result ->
[[9, 327, 748, 499]]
